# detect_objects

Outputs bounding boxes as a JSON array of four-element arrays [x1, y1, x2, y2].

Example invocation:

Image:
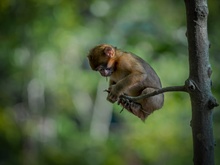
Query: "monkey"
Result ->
[[87, 44, 164, 121]]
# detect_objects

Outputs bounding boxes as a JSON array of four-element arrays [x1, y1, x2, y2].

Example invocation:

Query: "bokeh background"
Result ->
[[0, 0, 219, 165]]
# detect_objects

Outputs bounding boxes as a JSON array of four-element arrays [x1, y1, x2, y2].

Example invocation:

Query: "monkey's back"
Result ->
[[123, 52, 162, 89]]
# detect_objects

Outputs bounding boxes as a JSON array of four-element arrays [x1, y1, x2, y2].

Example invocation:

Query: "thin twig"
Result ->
[[120, 85, 187, 102]]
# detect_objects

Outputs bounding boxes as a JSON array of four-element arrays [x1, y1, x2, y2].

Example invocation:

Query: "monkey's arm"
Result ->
[[107, 73, 146, 103], [109, 79, 116, 86]]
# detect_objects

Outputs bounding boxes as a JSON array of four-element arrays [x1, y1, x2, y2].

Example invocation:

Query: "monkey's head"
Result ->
[[87, 44, 116, 77]]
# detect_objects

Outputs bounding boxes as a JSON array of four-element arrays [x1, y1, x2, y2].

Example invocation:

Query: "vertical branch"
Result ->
[[184, 0, 218, 164]]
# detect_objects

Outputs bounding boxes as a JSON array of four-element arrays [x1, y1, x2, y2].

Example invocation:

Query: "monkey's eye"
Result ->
[[95, 65, 104, 71], [95, 67, 100, 71]]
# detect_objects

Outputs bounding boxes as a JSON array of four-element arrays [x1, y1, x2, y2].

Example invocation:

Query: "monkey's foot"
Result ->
[[118, 97, 146, 120]]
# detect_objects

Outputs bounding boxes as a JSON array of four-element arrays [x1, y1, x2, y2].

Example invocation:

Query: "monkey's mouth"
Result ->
[[95, 65, 113, 77], [99, 68, 113, 77]]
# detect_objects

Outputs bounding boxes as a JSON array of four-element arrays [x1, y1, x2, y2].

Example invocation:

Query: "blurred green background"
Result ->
[[0, 0, 219, 165]]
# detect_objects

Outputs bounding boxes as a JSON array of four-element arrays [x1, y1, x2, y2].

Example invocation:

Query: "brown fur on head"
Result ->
[[87, 44, 116, 77]]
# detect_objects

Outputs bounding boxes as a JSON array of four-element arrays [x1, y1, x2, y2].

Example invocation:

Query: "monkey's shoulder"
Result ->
[[117, 52, 149, 73]]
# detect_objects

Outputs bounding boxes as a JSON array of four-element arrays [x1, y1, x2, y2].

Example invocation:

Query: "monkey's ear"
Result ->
[[104, 46, 115, 57]]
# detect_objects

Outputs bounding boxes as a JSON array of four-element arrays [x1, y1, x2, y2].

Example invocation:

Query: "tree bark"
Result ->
[[184, 0, 218, 164]]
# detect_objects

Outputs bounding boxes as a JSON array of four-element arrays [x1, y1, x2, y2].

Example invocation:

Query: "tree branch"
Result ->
[[120, 85, 187, 102]]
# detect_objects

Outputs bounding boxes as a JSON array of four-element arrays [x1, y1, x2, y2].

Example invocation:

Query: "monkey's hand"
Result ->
[[106, 85, 122, 103]]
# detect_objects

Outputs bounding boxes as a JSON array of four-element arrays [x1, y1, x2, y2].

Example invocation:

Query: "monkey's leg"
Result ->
[[118, 87, 163, 121], [140, 87, 164, 111]]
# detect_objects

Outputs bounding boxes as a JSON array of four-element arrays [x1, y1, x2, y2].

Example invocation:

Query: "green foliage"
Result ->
[[0, 0, 219, 164]]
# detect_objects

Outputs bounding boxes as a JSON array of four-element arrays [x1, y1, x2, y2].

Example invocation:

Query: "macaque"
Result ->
[[87, 44, 164, 121]]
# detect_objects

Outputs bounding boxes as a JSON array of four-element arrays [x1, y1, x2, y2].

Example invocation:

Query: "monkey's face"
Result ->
[[88, 56, 113, 77], [88, 44, 115, 77], [95, 65, 114, 77]]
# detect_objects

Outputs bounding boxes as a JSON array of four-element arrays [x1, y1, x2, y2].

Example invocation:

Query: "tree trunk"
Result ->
[[184, 0, 218, 164], [121, 1, 219, 163]]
